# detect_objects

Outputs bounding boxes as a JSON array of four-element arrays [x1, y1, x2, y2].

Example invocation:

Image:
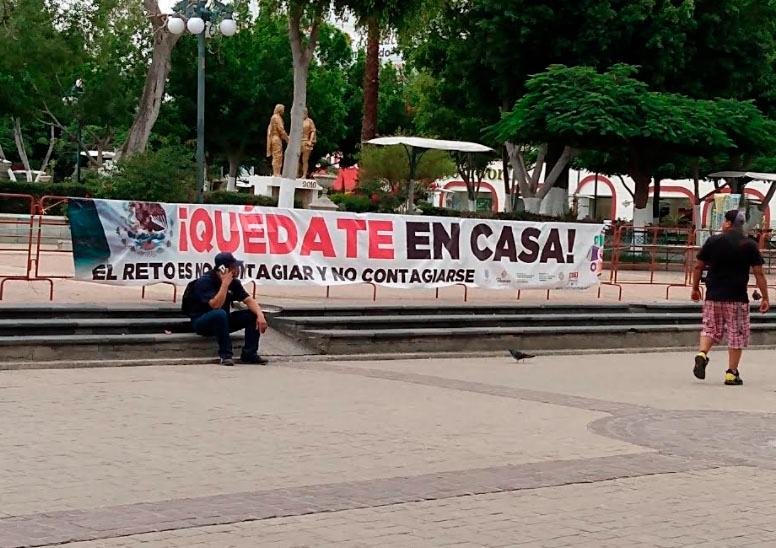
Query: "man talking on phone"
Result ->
[[185, 252, 269, 366]]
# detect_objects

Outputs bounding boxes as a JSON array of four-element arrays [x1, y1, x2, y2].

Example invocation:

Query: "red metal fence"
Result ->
[[1, 199, 774, 303]]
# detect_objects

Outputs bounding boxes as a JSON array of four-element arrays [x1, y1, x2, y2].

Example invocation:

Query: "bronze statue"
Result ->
[[299, 108, 317, 178], [266, 104, 289, 176]]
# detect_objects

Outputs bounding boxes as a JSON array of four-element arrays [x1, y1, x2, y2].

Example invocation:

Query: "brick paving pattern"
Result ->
[[2, 350, 776, 547]]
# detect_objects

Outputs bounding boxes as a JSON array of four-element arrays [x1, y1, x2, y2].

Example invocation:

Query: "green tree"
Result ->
[[117, 0, 181, 159], [164, 15, 353, 181], [408, 0, 776, 215], [488, 65, 776, 211], [90, 144, 196, 203], [346, 0, 423, 141], [0, 0, 81, 178]]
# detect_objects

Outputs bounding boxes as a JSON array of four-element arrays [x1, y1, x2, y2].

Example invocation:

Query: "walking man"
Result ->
[[185, 252, 269, 366], [691, 209, 769, 385]]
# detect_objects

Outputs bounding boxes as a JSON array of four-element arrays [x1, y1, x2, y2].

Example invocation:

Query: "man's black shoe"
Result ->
[[693, 352, 709, 380], [241, 354, 269, 365], [220, 357, 235, 366]]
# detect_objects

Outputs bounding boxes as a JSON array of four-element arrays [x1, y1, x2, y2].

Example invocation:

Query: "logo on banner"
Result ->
[[590, 234, 605, 275], [117, 202, 174, 255]]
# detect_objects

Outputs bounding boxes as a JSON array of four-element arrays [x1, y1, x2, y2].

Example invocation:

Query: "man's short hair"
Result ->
[[724, 209, 745, 227]]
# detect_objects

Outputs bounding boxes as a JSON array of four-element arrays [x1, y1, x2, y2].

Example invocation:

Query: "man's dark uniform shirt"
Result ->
[[187, 275, 249, 319], [698, 232, 764, 302]]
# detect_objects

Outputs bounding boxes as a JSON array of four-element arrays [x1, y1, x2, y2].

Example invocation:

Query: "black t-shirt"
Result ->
[[697, 232, 764, 302], [187, 274, 250, 319]]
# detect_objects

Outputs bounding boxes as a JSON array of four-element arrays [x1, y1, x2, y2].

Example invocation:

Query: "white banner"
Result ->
[[68, 198, 605, 289]]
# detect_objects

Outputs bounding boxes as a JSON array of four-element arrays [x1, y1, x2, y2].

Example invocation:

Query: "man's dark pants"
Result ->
[[191, 309, 259, 359]]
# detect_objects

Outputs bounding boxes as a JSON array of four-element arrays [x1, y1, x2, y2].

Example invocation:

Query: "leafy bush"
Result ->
[[330, 192, 374, 212], [204, 191, 277, 207], [89, 145, 197, 203]]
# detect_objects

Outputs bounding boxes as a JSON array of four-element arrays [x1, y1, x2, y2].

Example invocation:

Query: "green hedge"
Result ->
[[330, 192, 372, 212], [204, 191, 277, 207], [0, 181, 283, 214], [418, 202, 598, 223], [0, 180, 92, 198], [0, 181, 92, 214]]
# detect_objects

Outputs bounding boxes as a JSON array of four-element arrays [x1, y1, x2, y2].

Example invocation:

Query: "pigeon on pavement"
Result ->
[[509, 349, 536, 362]]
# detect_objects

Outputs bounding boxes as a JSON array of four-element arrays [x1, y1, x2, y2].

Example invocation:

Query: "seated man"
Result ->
[[187, 252, 268, 366]]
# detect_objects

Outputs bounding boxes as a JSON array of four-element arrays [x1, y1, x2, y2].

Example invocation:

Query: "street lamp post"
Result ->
[[167, 1, 237, 203], [64, 79, 84, 183]]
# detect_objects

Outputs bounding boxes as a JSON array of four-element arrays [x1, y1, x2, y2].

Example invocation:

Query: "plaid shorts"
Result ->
[[702, 301, 751, 348]]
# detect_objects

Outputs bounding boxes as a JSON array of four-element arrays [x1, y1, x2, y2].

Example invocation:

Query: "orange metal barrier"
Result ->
[[0, 192, 35, 276], [435, 283, 468, 302], [0, 193, 54, 300], [32, 195, 73, 281], [608, 224, 697, 285]]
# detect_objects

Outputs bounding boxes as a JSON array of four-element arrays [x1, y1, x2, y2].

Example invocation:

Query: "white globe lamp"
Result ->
[[167, 16, 185, 35], [187, 17, 206, 35], [219, 18, 237, 37]]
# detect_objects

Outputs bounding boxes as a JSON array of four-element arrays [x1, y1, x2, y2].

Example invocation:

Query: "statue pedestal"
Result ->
[[249, 176, 321, 209], [309, 174, 339, 211]]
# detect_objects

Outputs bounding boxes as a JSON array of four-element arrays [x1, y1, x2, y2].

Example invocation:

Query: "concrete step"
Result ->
[[296, 322, 776, 355], [0, 327, 315, 363], [0, 304, 187, 320], [0, 332, 214, 362], [0, 317, 191, 336], [272, 302, 692, 318], [0, 302, 770, 364], [272, 312, 713, 333]]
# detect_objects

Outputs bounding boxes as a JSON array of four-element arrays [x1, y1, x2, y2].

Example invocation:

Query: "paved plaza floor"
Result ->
[[3, 351, 776, 547]]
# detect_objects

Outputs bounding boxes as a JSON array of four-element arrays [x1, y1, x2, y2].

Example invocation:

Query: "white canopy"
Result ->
[[707, 171, 748, 178], [744, 172, 776, 182], [367, 136, 493, 153]]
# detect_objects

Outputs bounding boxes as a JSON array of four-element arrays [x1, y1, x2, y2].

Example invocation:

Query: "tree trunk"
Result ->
[[632, 173, 651, 209], [360, 16, 380, 142], [530, 144, 547, 191], [228, 153, 241, 178], [523, 197, 541, 213], [0, 142, 6, 161], [117, 0, 180, 160], [12, 117, 32, 181], [282, 57, 311, 179], [35, 125, 56, 182], [501, 145, 512, 212], [629, 149, 653, 209], [282, 9, 320, 180], [504, 142, 530, 196], [540, 188, 569, 217], [536, 145, 575, 201], [652, 177, 661, 222], [226, 152, 241, 191], [538, 143, 570, 216]]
